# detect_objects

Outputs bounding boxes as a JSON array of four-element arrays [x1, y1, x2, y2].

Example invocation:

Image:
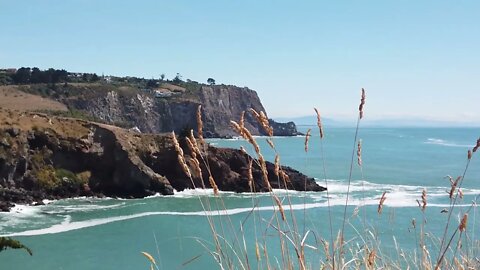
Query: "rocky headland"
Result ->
[[5, 82, 300, 138], [0, 109, 325, 212]]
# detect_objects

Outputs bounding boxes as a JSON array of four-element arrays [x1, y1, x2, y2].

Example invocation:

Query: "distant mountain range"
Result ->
[[274, 115, 480, 128]]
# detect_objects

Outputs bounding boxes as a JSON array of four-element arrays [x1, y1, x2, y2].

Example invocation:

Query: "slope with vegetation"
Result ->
[[0, 67, 300, 137], [0, 108, 324, 212]]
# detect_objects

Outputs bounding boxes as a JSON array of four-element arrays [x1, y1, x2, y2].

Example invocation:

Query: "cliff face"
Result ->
[[61, 85, 300, 137], [0, 110, 324, 211]]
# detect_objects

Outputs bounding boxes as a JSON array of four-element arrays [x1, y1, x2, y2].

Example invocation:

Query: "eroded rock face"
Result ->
[[0, 111, 324, 211], [61, 85, 300, 137]]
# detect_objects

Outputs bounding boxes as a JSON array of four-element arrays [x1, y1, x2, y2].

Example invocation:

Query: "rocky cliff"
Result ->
[[0, 109, 324, 211], [57, 83, 300, 137]]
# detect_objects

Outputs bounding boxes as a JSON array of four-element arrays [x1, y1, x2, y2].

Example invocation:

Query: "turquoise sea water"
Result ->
[[1, 127, 479, 269]]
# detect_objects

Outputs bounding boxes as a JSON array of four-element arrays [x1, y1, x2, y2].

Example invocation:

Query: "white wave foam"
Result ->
[[321, 180, 480, 195], [42, 199, 55, 205], [206, 136, 243, 142], [425, 138, 471, 148], [3, 198, 475, 237], [41, 203, 127, 214], [3, 204, 42, 216], [324, 180, 426, 194], [312, 180, 480, 208], [173, 188, 304, 198], [2, 179, 478, 236], [173, 188, 236, 197]]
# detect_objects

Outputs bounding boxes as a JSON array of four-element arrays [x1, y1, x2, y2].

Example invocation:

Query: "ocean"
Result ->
[[1, 127, 479, 269]]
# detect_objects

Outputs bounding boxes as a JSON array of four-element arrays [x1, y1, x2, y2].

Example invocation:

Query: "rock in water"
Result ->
[[0, 110, 324, 211]]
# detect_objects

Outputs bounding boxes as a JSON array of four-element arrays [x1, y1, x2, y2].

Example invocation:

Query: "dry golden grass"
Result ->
[[143, 88, 480, 270], [158, 83, 186, 92], [0, 109, 89, 138], [0, 85, 67, 112]]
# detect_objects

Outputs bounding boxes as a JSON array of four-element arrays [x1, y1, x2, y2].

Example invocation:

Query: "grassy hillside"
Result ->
[[0, 86, 67, 112]]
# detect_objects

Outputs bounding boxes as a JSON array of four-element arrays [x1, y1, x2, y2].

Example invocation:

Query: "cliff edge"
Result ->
[[8, 82, 300, 138], [0, 109, 324, 211]]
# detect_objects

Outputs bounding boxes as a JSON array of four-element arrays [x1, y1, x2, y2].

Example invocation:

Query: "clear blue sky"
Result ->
[[1, 1, 479, 124]]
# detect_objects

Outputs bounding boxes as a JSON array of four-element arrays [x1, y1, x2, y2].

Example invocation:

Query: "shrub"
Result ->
[[35, 165, 59, 190]]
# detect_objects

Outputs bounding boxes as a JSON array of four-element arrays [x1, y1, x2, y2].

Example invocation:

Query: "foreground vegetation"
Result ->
[[0, 237, 32, 256], [142, 90, 479, 269]]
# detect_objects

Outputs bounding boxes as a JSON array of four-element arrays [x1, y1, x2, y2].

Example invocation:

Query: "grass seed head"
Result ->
[[378, 191, 387, 214], [258, 154, 271, 191], [368, 249, 376, 267], [141, 251, 157, 265], [448, 176, 462, 199], [231, 120, 261, 154], [273, 195, 286, 221], [473, 137, 480, 152], [274, 154, 280, 177], [359, 88, 366, 119], [357, 139, 363, 167], [249, 108, 260, 119], [459, 213, 468, 232], [196, 105, 204, 145], [181, 163, 192, 179], [189, 157, 202, 180], [189, 130, 201, 155], [208, 176, 219, 195], [172, 131, 191, 178], [247, 159, 253, 191], [280, 170, 290, 184], [230, 120, 243, 135], [185, 137, 197, 159], [239, 111, 245, 129], [421, 189, 427, 211], [249, 108, 273, 136], [314, 107, 324, 139], [305, 129, 312, 153]]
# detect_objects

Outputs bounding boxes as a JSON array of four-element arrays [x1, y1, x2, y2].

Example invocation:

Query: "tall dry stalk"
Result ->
[[435, 138, 479, 269], [232, 112, 299, 269], [313, 107, 335, 269], [176, 106, 255, 269], [339, 88, 366, 261], [171, 131, 223, 259], [163, 90, 479, 270]]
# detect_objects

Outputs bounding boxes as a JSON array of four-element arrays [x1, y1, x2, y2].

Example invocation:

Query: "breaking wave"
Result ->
[[425, 138, 472, 148]]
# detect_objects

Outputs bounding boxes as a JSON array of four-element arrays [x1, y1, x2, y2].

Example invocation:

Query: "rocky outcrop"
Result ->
[[61, 84, 300, 137], [0, 110, 324, 211]]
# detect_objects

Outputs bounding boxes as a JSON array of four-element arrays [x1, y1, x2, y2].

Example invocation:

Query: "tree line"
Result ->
[[0, 67, 218, 88], [1, 67, 100, 85]]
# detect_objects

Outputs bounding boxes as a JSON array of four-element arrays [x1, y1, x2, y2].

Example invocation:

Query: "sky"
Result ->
[[1, 1, 479, 124]]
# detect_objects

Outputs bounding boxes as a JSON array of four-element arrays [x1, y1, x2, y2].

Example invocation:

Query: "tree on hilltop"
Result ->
[[207, 78, 215, 85], [173, 73, 183, 84], [12, 67, 31, 84]]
